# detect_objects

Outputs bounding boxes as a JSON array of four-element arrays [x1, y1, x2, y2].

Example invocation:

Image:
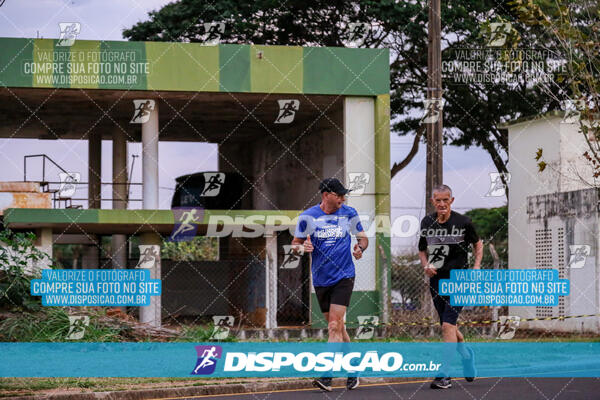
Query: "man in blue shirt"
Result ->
[[292, 178, 368, 392]]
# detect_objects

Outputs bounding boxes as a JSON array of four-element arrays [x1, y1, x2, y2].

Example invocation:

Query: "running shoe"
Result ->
[[462, 347, 476, 382], [430, 377, 452, 389], [347, 376, 359, 390], [313, 377, 332, 392]]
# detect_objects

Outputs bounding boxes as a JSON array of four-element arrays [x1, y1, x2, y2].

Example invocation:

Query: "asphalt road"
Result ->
[[155, 378, 600, 400]]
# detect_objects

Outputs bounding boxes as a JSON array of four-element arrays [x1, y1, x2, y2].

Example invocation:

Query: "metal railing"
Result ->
[[23, 154, 143, 208]]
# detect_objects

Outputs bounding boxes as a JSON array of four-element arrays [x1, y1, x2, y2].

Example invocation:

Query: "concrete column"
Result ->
[[111, 130, 128, 270], [35, 228, 53, 269], [112, 130, 128, 209], [140, 102, 160, 326], [81, 236, 99, 269], [265, 234, 278, 329], [142, 102, 159, 209], [343, 97, 377, 291], [139, 232, 161, 327], [88, 131, 102, 209]]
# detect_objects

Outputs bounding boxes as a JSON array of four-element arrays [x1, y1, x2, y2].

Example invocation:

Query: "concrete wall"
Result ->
[[508, 114, 599, 333], [518, 189, 599, 333], [218, 100, 344, 210], [508, 115, 592, 271], [0, 182, 50, 215]]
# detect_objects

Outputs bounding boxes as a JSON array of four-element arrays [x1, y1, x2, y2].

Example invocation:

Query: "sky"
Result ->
[[0, 0, 505, 253]]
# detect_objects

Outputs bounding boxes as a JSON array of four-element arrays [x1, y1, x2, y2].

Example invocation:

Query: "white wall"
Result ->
[[508, 116, 562, 271], [507, 114, 599, 332], [344, 97, 376, 292]]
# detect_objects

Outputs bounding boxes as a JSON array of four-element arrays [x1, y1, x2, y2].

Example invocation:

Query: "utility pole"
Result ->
[[424, 0, 443, 332], [425, 0, 443, 215]]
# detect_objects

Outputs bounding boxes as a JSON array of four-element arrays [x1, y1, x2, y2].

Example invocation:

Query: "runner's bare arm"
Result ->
[[472, 239, 483, 269]]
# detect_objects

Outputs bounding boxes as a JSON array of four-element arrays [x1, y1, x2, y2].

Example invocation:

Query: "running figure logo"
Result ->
[[191, 345, 223, 375], [496, 316, 520, 340], [58, 172, 80, 199], [427, 245, 449, 269], [421, 98, 445, 124], [201, 22, 225, 45], [170, 207, 203, 242], [280, 245, 301, 269], [136, 245, 160, 269], [130, 100, 155, 124], [486, 22, 512, 47], [355, 315, 379, 340], [201, 173, 225, 197], [485, 172, 511, 197], [568, 245, 590, 269], [344, 22, 370, 48], [67, 316, 89, 340], [275, 100, 300, 124], [347, 172, 370, 196], [210, 316, 234, 340], [57, 22, 80, 46]]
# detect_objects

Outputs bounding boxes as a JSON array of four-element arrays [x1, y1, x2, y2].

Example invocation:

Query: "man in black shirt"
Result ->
[[418, 184, 483, 389]]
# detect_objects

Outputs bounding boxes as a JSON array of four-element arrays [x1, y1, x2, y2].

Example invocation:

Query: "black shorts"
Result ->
[[314, 277, 355, 313], [430, 285, 463, 326]]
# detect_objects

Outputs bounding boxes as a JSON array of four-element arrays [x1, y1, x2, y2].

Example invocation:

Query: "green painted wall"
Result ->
[[303, 47, 389, 95], [99, 41, 146, 90], [373, 94, 391, 319], [0, 38, 32, 87], [219, 45, 250, 92], [0, 38, 389, 95], [145, 42, 219, 91], [250, 45, 303, 94], [32, 39, 54, 88], [3, 208, 304, 226]]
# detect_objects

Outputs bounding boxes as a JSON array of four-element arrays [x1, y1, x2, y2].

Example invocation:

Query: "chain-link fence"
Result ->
[[388, 253, 500, 340]]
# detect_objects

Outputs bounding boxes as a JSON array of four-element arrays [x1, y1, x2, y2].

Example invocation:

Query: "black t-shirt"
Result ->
[[418, 211, 480, 282]]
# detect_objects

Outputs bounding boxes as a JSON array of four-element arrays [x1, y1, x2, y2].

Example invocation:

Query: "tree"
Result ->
[[511, 0, 600, 183], [466, 206, 508, 268], [0, 229, 53, 311], [161, 236, 219, 261], [123, 0, 567, 187]]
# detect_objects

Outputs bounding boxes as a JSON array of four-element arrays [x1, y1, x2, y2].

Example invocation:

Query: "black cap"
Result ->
[[319, 178, 351, 195]]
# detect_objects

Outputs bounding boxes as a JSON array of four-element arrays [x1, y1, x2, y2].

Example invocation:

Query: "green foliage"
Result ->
[[0, 306, 239, 342], [511, 0, 600, 181], [0, 229, 53, 311], [0, 308, 70, 341], [53, 244, 85, 269], [177, 323, 237, 342], [162, 236, 219, 261], [466, 206, 508, 267], [0, 308, 123, 342]]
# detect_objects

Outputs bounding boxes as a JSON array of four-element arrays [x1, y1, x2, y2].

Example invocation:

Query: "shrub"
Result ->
[[0, 229, 53, 311]]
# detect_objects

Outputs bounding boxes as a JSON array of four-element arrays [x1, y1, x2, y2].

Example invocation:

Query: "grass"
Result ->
[[0, 308, 238, 342], [0, 308, 123, 342], [0, 377, 303, 398], [176, 325, 237, 342]]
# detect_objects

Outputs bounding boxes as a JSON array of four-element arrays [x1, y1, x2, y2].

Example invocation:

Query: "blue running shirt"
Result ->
[[294, 204, 364, 287]]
